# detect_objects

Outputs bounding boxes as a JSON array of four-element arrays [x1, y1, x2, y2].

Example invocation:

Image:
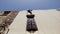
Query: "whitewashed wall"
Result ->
[[8, 9, 60, 34]]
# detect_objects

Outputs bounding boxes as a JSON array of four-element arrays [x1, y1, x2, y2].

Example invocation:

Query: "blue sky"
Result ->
[[0, 0, 60, 10]]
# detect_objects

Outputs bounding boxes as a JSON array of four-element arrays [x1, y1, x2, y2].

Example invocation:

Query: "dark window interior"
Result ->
[[2, 11, 11, 16]]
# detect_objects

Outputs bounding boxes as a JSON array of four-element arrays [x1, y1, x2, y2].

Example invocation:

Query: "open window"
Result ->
[[2, 11, 11, 16]]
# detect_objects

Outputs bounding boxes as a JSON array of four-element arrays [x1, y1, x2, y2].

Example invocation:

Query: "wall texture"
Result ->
[[8, 9, 60, 34]]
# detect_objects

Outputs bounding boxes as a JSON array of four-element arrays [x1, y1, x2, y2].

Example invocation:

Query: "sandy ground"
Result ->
[[8, 9, 60, 34]]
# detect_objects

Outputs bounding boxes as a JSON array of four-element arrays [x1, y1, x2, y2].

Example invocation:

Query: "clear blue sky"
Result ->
[[0, 0, 60, 10]]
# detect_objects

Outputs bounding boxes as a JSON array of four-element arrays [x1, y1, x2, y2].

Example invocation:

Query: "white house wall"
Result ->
[[8, 9, 60, 34]]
